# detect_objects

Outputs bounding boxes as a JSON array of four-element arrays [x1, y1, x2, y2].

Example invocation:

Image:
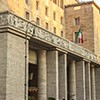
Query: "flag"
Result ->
[[76, 29, 83, 44]]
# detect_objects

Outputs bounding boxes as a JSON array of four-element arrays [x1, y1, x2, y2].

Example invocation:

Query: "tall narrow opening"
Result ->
[[28, 63, 38, 100]]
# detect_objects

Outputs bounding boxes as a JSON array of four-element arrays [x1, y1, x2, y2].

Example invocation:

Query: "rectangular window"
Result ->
[[74, 31, 83, 43], [36, 17, 40, 25], [53, 27, 56, 34], [60, 16, 63, 25], [61, 31, 63, 37], [36, 1, 39, 10], [46, 22, 49, 30], [45, 6, 48, 16], [26, 11, 30, 20], [60, 0, 63, 9], [74, 17, 80, 25], [53, 12, 56, 20], [25, 0, 29, 5], [53, 0, 57, 4]]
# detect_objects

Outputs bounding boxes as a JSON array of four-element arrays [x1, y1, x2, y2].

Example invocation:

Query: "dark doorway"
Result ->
[[28, 63, 38, 100]]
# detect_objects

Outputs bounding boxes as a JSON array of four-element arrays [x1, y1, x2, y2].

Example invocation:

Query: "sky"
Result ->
[[79, 0, 100, 6]]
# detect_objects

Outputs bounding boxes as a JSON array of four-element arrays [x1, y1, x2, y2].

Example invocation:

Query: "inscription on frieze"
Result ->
[[0, 11, 97, 62]]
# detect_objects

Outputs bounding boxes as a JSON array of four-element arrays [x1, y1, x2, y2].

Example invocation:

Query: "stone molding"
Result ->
[[0, 11, 98, 62]]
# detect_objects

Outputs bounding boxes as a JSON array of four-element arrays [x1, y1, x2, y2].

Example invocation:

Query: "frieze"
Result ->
[[0, 11, 97, 62]]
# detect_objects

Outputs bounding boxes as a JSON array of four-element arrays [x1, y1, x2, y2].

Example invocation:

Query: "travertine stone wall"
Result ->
[[92, 4, 100, 62], [59, 54, 67, 100], [38, 50, 47, 100], [47, 51, 58, 100], [6, 33, 26, 100], [0, 33, 7, 100]]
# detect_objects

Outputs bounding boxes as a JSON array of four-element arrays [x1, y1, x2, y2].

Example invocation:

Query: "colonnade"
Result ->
[[32, 50, 99, 100]]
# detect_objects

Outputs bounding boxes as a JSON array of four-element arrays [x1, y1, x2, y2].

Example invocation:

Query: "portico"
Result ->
[[0, 11, 100, 100]]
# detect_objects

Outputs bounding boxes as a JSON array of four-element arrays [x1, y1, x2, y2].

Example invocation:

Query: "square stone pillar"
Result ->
[[85, 62, 91, 100], [91, 65, 96, 100], [6, 33, 27, 100], [38, 50, 47, 100], [95, 67, 100, 100], [47, 50, 59, 100], [76, 61, 86, 100], [69, 60, 76, 100], [0, 33, 7, 100], [59, 53, 67, 100]]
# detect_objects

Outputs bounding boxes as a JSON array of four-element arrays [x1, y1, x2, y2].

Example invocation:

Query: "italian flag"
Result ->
[[76, 29, 83, 44]]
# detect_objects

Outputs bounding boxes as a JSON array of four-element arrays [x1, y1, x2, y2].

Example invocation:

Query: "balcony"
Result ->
[[0, 11, 98, 63]]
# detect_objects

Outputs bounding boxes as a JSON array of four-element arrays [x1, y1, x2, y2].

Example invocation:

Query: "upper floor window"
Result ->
[[74, 17, 80, 26], [36, 17, 40, 25], [25, 0, 29, 5], [53, 12, 56, 21], [53, 0, 57, 4], [60, 16, 63, 25], [74, 30, 83, 44], [61, 31, 63, 37], [60, 0, 63, 9], [25, 11, 30, 20], [45, 6, 48, 16], [36, 1, 39, 10], [45, 22, 49, 30], [53, 27, 56, 34]]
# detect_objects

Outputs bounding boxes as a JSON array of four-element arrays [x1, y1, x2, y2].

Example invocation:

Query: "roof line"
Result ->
[[65, 1, 100, 11]]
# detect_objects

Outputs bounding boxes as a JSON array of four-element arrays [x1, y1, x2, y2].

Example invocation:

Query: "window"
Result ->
[[45, 6, 48, 16], [74, 31, 83, 43], [53, 12, 56, 20], [60, 17, 63, 25], [53, 27, 56, 34], [60, 0, 63, 9], [53, 0, 57, 4], [74, 17, 80, 25], [25, 0, 29, 5], [26, 11, 30, 20], [36, 17, 40, 25], [61, 31, 63, 37], [46, 22, 49, 30], [36, 1, 39, 10]]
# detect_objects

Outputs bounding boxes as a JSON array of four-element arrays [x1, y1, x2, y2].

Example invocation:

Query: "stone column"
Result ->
[[59, 53, 67, 100], [38, 50, 47, 100], [69, 60, 76, 100], [95, 67, 100, 100], [85, 62, 91, 100], [47, 50, 58, 100], [76, 61, 86, 100], [91, 65, 96, 100]]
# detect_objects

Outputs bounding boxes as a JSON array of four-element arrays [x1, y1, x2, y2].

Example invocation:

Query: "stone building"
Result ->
[[0, 0, 77, 37], [0, 0, 100, 100], [65, 1, 100, 62]]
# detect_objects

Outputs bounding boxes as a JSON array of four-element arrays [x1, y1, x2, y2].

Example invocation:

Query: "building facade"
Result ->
[[0, 0, 77, 37], [65, 1, 100, 62], [0, 0, 100, 100]]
